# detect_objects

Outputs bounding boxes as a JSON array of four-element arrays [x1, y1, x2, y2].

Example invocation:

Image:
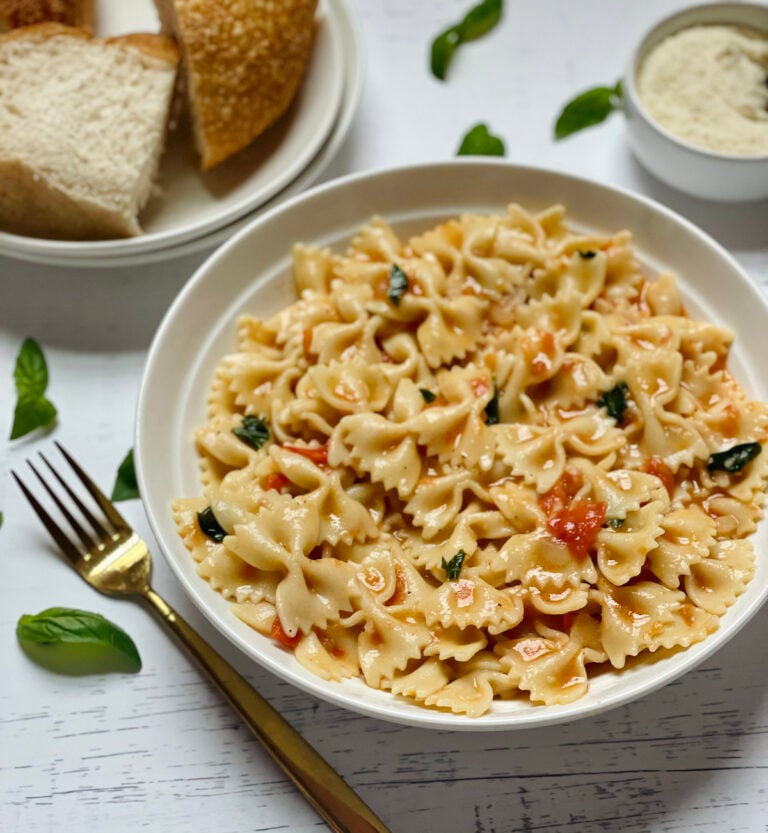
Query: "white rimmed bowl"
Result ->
[[624, 2, 768, 202], [136, 160, 768, 730]]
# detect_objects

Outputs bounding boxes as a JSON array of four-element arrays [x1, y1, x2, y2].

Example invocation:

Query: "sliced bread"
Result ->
[[154, 0, 317, 170], [0, 23, 179, 239], [0, 0, 94, 32]]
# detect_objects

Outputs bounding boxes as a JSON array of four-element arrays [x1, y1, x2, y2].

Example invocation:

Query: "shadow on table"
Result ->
[[0, 248, 210, 352], [624, 154, 768, 254]]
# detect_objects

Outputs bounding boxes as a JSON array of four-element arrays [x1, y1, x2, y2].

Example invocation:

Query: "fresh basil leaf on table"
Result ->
[[16, 607, 141, 674], [554, 79, 623, 139], [10, 337, 58, 440], [430, 0, 503, 80], [111, 449, 140, 502], [457, 123, 506, 156]]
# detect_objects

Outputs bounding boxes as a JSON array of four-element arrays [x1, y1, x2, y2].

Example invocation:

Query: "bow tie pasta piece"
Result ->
[[176, 203, 768, 716]]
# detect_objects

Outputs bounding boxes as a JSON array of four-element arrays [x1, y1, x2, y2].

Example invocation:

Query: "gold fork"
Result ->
[[13, 442, 391, 833]]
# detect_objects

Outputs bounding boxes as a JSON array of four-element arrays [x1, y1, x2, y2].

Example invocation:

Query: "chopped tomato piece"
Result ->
[[642, 456, 675, 496], [263, 472, 290, 492], [271, 616, 301, 649], [548, 500, 606, 560], [539, 468, 584, 515], [560, 612, 576, 632], [281, 443, 329, 466], [470, 377, 491, 398]]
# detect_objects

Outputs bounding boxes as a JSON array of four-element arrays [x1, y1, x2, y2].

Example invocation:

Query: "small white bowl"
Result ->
[[624, 2, 768, 202]]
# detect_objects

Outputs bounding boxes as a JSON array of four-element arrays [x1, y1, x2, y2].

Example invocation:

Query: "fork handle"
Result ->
[[141, 588, 391, 833]]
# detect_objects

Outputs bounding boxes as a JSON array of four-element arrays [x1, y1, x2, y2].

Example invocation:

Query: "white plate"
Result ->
[[136, 161, 768, 730], [0, 0, 349, 265]]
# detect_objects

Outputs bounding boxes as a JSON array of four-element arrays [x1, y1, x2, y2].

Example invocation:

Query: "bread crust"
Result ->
[[0, 23, 179, 67], [157, 0, 318, 170], [0, 0, 93, 32]]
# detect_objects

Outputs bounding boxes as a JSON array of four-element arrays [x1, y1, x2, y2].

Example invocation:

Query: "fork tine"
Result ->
[[28, 459, 95, 550], [12, 471, 82, 565], [39, 452, 110, 538], [54, 441, 129, 531]]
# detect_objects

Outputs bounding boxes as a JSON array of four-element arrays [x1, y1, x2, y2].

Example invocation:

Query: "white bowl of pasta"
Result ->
[[136, 160, 768, 730]]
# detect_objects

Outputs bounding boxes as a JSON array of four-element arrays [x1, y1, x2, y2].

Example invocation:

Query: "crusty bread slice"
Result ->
[[0, 24, 179, 239], [0, 0, 94, 32], [154, 0, 317, 171]]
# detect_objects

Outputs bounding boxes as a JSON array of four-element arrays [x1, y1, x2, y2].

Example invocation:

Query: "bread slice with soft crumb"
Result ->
[[154, 0, 317, 171], [0, 0, 94, 32], [0, 24, 179, 240]]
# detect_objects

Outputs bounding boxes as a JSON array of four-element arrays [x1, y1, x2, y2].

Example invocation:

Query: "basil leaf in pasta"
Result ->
[[605, 518, 624, 529], [197, 507, 227, 543], [442, 550, 466, 581], [388, 264, 409, 306], [430, 0, 503, 80], [554, 79, 623, 140], [10, 338, 58, 440], [578, 250, 597, 259], [484, 382, 500, 425], [598, 381, 629, 423], [707, 442, 761, 474], [420, 388, 437, 403], [16, 607, 141, 675], [457, 123, 506, 156], [232, 414, 270, 450], [111, 449, 139, 502]]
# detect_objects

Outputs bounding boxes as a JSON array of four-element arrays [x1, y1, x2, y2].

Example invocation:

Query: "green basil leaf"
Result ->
[[707, 442, 761, 474], [13, 337, 48, 399], [604, 518, 624, 529], [554, 79, 623, 140], [11, 394, 57, 441], [598, 381, 629, 422], [458, 0, 502, 41], [420, 388, 437, 404], [441, 550, 466, 581], [484, 381, 500, 425], [0, 511, 3, 529], [457, 123, 506, 157], [388, 264, 409, 306], [430, 0, 503, 80], [431, 26, 461, 81], [111, 449, 139, 502], [198, 506, 227, 543], [16, 607, 141, 675], [232, 414, 270, 450], [578, 250, 597, 259], [10, 338, 58, 440]]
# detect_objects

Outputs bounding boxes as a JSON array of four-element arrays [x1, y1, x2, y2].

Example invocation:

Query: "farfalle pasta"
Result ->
[[173, 204, 768, 716]]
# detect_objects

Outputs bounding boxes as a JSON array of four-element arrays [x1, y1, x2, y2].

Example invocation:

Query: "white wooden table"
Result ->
[[2, 2, 768, 831]]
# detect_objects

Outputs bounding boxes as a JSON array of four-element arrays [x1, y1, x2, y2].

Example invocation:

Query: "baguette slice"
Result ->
[[154, 0, 317, 170], [0, 0, 94, 32], [0, 24, 179, 239]]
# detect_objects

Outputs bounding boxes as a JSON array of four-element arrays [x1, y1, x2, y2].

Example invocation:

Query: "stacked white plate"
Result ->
[[0, 0, 362, 268]]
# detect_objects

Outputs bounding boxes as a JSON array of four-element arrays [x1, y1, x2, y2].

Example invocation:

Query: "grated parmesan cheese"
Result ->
[[637, 24, 768, 156]]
